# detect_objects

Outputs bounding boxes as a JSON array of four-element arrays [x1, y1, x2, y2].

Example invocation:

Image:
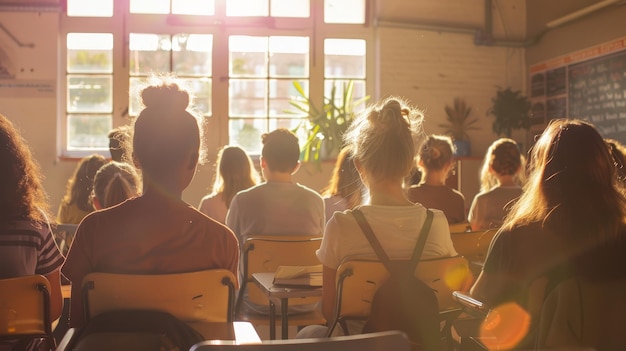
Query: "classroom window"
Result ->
[[61, 0, 371, 157]]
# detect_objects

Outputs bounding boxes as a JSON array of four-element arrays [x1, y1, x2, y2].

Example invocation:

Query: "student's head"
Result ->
[[132, 77, 203, 191], [479, 138, 525, 191], [418, 135, 455, 174], [62, 154, 107, 212], [0, 113, 49, 223], [322, 147, 363, 209], [92, 162, 141, 210], [213, 145, 259, 207], [606, 138, 626, 187], [504, 119, 626, 242], [260, 128, 300, 174], [344, 97, 424, 186], [108, 125, 132, 163]]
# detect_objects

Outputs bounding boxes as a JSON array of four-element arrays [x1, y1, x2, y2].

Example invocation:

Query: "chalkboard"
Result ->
[[568, 50, 626, 143]]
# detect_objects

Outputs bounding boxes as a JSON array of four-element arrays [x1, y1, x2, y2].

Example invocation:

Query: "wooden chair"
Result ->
[[190, 330, 411, 351], [82, 269, 237, 323], [235, 235, 326, 339], [449, 221, 472, 233], [326, 255, 473, 346], [0, 275, 56, 350], [451, 229, 498, 273]]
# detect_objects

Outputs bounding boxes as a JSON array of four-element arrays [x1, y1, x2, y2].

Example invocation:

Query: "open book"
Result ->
[[273, 264, 323, 287]]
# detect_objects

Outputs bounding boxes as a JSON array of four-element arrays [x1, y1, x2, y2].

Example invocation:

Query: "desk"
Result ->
[[251, 272, 322, 340]]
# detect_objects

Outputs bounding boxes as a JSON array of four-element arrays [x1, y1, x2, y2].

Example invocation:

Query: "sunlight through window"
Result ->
[[325, 0, 365, 24], [67, 0, 113, 17]]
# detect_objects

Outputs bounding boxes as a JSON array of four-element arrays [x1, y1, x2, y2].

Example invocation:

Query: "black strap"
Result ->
[[353, 208, 433, 273]]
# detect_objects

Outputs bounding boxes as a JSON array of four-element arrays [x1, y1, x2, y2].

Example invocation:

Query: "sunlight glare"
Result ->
[[479, 303, 531, 350], [67, 0, 113, 17], [173, 0, 215, 15], [324, 0, 365, 24], [227, 0, 269, 17], [325, 39, 366, 56], [130, 0, 169, 14], [67, 33, 113, 50]]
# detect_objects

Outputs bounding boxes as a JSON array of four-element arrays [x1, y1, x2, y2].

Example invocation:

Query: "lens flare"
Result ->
[[479, 302, 531, 350]]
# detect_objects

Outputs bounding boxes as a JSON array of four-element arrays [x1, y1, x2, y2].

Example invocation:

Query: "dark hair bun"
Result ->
[[141, 83, 189, 111]]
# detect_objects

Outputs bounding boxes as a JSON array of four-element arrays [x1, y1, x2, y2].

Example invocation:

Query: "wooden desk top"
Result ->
[[252, 272, 322, 300]]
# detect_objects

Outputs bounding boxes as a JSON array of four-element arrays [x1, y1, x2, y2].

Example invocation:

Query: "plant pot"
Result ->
[[453, 140, 471, 157]]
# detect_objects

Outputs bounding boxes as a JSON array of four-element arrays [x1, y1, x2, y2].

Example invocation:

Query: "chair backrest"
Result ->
[[0, 275, 55, 348], [537, 276, 626, 351], [82, 269, 236, 323], [190, 330, 411, 351], [451, 229, 498, 264], [449, 222, 471, 233], [333, 255, 472, 322], [52, 223, 79, 256], [237, 235, 322, 310]]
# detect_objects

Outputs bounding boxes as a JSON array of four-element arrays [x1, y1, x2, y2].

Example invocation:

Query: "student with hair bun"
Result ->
[[92, 161, 141, 210], [407, 135, 466, 224], [62, 77, 240, 328], [468, 138, 525, 230], [303, 97, 457, 337]]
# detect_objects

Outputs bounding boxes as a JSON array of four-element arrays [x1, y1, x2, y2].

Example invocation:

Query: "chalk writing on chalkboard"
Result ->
[[568, 50, 626, 143]]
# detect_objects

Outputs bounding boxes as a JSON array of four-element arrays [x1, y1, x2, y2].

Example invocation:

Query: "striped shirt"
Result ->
[[0, 220, 65, 279]]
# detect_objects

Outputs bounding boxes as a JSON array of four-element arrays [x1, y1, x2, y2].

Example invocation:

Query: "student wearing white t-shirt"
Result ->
[[299, 97, 457, 338]]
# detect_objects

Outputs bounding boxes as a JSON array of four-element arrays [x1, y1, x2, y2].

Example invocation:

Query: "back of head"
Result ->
[[261, 128, 300, 172], [66, 154, 107, 211], [505, 119, 626, 243], [93, 162, 141, 209], [344, 97, 423, 183], [480, 138, 524, 191], [0, 114, 49, 223], [133, 78, 202, 177], [214, 145, 258, 207], [108, 125, 132, 163], [418, 135, 454, 172], [322, 147, 363, 208]]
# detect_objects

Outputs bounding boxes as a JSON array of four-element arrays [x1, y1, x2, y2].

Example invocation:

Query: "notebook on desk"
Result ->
[[273, 265, 323, 287]]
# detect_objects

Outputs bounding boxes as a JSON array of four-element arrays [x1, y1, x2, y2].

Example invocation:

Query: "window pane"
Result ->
[[271, 0, 309, 17], [173, 0, 215, 15], [270, 79, 307, 117], [269, 37, 309, 78], [67, 114, 112, 150], [229, 36, 268, 77], [179, 78, 212, 116], [229, 79, 267, 117], [229, 119, 265, 154], [325, 79, 367, 110], [173, 34, 213, 76], [67, 76, 113, 113], [130, 0, 170, 14], [67, 0, 113, 17], [227, 0, 268, 16], [129, 34, 171, 75], [325, 0, 365, 24], [324, 39, 366, 78], [67, 33, 113, 73]]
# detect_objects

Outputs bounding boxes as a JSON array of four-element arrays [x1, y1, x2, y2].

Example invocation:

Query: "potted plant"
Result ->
[[488, 88, 531, 138], [439, 97, 479, 157], [288, 80, 369, 164]]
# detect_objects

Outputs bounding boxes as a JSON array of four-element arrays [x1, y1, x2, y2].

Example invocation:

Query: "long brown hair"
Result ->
[[212, 145, 259, 208], [61, 154, 107, 212], [0, 114, 50, 224], [503, 119, 626, 245], [321, 147, 363, 209]]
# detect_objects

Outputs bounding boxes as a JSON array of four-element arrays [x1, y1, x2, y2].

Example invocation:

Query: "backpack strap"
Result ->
[[353, 208, 434, 273]]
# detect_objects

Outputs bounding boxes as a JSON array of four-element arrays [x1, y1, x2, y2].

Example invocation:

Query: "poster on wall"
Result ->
[[528, 37, 626, 145]]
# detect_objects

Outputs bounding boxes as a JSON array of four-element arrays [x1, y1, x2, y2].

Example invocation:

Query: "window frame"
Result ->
[[59, 0, 375, 159]]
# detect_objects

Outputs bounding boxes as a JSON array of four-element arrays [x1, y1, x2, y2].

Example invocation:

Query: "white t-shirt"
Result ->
[[198, 192, 228, 224], [317, 203, 457, 269]]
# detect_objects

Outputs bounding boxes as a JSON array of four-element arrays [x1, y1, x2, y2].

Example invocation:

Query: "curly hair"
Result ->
[[60, 154, 107, 212], [0, 113, 50, 224]]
